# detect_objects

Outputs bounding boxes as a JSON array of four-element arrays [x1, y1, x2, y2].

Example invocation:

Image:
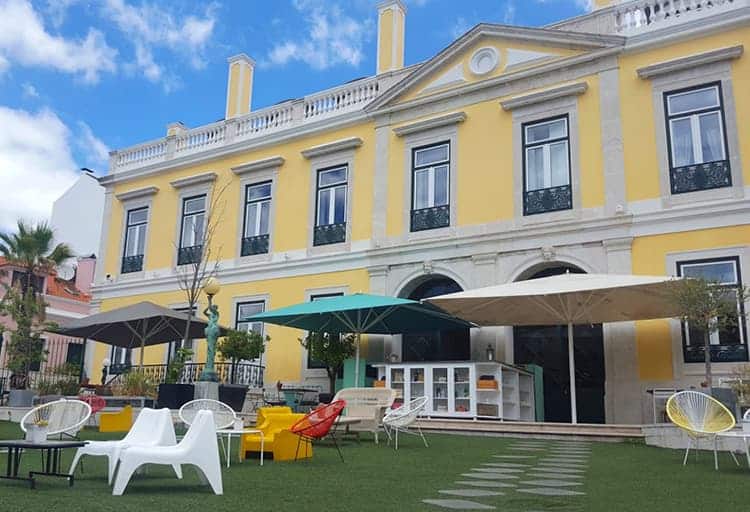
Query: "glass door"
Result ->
[[452, 365, 472, 416], [409, 367, 425, 400], [390, 367, 405, 408], [432, 367, 449, 415]]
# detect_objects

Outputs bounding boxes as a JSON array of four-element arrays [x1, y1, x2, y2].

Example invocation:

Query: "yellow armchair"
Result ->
[[241, 409, 312, 462], [99, 405, 133, 433], [256, 406, 292, 427]]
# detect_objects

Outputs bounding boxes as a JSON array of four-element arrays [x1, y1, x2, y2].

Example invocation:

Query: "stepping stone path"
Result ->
[[423, 440, 592, 510]]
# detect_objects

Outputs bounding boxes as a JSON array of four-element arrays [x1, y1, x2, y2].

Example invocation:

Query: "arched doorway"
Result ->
[[400, 275, 470, 362], [513, 265, 606, 423]]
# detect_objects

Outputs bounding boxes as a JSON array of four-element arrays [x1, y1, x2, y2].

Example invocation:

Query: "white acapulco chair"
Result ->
[[382, 395, 429, 450], [112, 409, 223, 496], [666, 390, 739, 470], [20, 398, 91, 440], [179, 399, 237, 430], [69, 408, 182, 484]]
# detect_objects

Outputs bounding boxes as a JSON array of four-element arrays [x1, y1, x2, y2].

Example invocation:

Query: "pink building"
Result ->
[[0, 256, 96, 390]]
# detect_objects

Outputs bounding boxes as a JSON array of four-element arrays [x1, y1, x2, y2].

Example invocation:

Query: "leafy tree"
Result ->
[[218, 329, 268, 384], [670, 278, 748, 393], [299, 331, 356, 393], [165, 347, 194, 384], [0, 221, 72, 388]]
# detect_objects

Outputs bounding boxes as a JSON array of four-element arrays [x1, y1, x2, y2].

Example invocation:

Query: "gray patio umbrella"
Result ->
[[57, 301, 228, 367], [427, 273, 683, 424]]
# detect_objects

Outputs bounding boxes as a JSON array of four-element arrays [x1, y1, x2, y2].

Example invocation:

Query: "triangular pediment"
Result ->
[[368, 24, 623, 112]]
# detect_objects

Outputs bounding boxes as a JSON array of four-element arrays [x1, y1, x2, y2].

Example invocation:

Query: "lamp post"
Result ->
[[198, 277, 221, 382], [101, 358, 111, 386]]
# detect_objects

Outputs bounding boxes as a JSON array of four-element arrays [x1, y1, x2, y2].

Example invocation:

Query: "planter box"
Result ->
[[8, 389, 36, 407], [219, 384, 248, 412], [157, 383, 195, 409]]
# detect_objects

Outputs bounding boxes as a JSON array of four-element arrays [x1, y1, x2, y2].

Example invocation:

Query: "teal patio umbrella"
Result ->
[[246, 293, 474, 386]]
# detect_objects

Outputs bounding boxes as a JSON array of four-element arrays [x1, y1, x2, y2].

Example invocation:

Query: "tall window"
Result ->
[[677, 257, 747, 363], [109, 345, 132, 375], [178, 195, 206, 265], [314, 166, 347, 246], [122, 207, 148, 273], [411, 142, 450, 231], [665, 84, 731, 194], [235, 301, 265, 364], [242, 182, 271, 256], [523, 116, 572, 215], [307, 293, 343, 369]]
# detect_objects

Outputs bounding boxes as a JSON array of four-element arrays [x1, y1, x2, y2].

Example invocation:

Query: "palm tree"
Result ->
[[0, 220, 73, 295]]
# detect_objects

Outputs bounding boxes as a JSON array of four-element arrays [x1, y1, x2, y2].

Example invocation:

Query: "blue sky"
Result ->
[[0, 0, 589, 231]]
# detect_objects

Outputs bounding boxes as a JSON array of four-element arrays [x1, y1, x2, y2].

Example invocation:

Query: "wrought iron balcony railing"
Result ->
[[411, 204, 450, 232], [313, 223, 346, 246], [121, 254, 144, 274], [523, 184, 572, 216], [241, 234, 270, 256], [104, 362, 265, 388], [177, 245, 203, 265], [670, 160, 732, 195], [684, 343, 748, 364]]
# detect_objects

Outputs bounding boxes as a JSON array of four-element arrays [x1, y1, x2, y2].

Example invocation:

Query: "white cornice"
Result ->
[[393, 112, 467, 137], [114, 186, 159, 201], [637, 45, 744, 79], [500, 82, 588, 110], [231, 156, 285, 176], [301, 137, 363, 159], [377, 0, 406, 14], [169, 172, 217, 189]]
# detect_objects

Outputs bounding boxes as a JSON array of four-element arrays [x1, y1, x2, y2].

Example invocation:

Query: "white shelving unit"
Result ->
[[373, 362, 535, 421]]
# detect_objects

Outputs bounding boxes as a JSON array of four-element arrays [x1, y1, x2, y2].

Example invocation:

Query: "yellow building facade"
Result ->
[[94, 0, 750, 424]]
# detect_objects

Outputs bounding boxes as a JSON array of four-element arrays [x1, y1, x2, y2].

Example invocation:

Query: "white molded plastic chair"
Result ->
[[382, 396, 429, 450], [179, 399, 236, 430], [112, 410, 223, 496], [666, 391, 738, 470], [69, 408, 181, 484], [20, 398, 91, 439]]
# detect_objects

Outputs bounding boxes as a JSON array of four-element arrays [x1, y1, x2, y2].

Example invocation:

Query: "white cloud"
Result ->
[[102, 0, 217, 89], [0, 0, 117, 83], [451, 17, 472, 39], [265, 0, 373, 70], [21, 82, 39, 99], [45, 0, 80, 28], [0, 106, 80, 232], [77, 121, 110, 168], [503, 1, 516, 24]]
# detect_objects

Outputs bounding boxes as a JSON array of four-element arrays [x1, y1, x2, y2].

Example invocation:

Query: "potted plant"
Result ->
[[26, 407, 50, 443], [157, 348, 195, 409], [217, 329, 268, 412], [299, 331, 356, 394], [119, 370, 157, 399]]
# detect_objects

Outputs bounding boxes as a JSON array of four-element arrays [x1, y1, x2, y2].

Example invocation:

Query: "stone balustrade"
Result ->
[[110, 72, 398, 174]]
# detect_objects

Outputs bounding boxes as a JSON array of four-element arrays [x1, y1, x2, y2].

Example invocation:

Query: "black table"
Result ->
[[0, 440, 86, 489]]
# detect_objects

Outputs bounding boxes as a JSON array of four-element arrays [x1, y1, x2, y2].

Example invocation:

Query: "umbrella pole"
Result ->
[[354, 332, 361, 388], [568, 322, 577, 424]]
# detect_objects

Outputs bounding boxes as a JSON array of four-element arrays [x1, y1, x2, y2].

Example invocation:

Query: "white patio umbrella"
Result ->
[[426, 273, 683, 423]]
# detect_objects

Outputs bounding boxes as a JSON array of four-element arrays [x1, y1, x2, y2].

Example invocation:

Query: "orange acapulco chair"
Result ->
[[666, 390, 739, 470], [290, 400, 346, 462]]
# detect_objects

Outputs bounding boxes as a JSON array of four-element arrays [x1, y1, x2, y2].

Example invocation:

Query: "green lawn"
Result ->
[[0, 421, 747, 511]]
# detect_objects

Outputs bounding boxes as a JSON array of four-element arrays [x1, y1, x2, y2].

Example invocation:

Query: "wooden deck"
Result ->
[[415, 417, 643, 441]]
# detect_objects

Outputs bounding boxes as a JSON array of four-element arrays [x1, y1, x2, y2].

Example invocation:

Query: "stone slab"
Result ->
[[521, 480, 583, 487], [530, 467, 584, 474], [461, 473, 519, 480], [455, 481, 517, 489], [439, 490, 504, 497], [517, 488, 584, 496], [422, 499, 495, 510], [492, 455, 534, 459], [485, 461, 531, 467], [472, 467, 525, 473], [527, 473, 583, 480]]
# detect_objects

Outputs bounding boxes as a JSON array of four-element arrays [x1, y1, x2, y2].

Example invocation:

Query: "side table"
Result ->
[[0, 440, 86, 489], [216, 429, 264, 468]]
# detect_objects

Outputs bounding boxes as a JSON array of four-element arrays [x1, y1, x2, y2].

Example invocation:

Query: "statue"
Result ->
[[198, 295, 220, 382]]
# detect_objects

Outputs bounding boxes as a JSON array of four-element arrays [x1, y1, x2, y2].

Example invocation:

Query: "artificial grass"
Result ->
[[0, 421, 747, 511]]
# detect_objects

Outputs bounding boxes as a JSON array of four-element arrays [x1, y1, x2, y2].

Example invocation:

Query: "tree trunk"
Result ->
[[704, 328, 712, 394]]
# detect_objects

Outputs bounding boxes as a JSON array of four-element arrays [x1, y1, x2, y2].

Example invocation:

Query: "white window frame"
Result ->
[[179, 194, 206, 249], [412, 142, 450, 211], [523, 116, 570, 192], [123, 207, 148, 258], [315, 166, 348, 227], [243, 182, 272, 238], [666, 84, 727, 168]]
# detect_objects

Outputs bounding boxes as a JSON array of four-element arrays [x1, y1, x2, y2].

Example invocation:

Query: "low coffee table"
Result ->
[[0, 439, 86, 489]]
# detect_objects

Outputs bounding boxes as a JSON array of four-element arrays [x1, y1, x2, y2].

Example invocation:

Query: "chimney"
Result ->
[[376, 0, 406, 75], [225, 53, 255, 119], [75, 255, 96, 294]]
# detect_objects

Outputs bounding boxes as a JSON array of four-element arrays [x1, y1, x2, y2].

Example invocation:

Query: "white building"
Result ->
[[51, 171, 105, 257]]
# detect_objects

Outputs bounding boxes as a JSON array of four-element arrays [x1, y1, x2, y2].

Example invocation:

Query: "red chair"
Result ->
[[289, 400, 346, 462], [79, 395, 106, 426]]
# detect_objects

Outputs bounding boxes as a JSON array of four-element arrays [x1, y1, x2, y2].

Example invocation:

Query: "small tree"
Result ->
[[299, 331, 356, 393], [670, 278, 748, 393], [0, 285, 49, 389], [165, 347, 194, 384], [174, 182, 229, 359], [218, 329, 268, 384]]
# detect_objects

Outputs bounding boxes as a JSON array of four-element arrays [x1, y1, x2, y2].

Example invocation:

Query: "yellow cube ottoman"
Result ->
[[99, 405, 133, 433]]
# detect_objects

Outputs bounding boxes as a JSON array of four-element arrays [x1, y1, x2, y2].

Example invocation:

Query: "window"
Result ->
[[242, 182, 271, 256], [411, 142, 450, 231], [121, 207, 148, 273], [169, 307, 193, 361], [11, 271, 45, 294], [522, 116, 572, 215], [178, 195, 206, 265], [676, 257, 747, 363], [109, 345, 132, 375], [236, 301, 265, 335], [307, 293, 343, 369], [314, 166, 347, 245], [665, 84, 731, 194]]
